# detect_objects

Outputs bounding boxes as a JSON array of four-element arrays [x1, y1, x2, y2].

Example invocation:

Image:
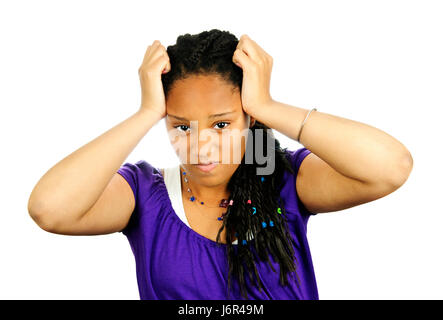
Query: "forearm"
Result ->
[[255, 100, 413, 186], [28, 109, 162, 222]]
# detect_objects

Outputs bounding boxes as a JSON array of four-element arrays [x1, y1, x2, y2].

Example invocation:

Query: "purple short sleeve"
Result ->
[[117, 162, 141, 236], [117, 160, 160, 236], [285, 147, 317, 218], [116, 160, 163, 236], [117, 163, 138, 206]]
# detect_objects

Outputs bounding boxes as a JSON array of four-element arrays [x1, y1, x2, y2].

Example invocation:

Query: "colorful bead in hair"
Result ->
[[251, 207, 256, 215]]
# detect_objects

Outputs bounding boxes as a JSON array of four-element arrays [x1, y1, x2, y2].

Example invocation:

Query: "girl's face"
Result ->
[[165, 74, 255, 188]]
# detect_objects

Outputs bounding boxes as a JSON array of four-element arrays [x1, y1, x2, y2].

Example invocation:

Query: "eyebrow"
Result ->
[[168, 111, 236, 121]]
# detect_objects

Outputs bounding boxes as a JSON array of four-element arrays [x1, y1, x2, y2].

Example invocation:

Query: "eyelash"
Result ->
[[173, 122, 230, 133]]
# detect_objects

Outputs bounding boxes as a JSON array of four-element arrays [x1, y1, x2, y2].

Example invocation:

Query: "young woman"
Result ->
[[27, 29, 413, 300]]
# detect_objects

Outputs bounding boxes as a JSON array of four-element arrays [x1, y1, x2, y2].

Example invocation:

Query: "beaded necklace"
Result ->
[[180, 166, 233, 221], [179, 166, 280, 245]]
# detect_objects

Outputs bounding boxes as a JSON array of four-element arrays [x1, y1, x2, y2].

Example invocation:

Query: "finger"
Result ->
[[152, 53, 170, 74], [145, 47, 168, 71], [162, 58, 171, 74], [141, 44, 152, 65], [141, 40, 162, 64], [237, 34, 261, 63], [232, 48, 252, 70]]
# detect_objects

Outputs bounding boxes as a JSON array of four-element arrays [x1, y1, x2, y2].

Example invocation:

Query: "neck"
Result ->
[[180, 166, 230, 205]]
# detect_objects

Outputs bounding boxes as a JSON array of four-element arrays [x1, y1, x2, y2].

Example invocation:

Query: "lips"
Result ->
[[195, 162, 219, 172]]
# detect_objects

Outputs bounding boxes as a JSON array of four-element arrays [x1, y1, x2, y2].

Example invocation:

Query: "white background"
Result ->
[[1, 0, 441, 299]]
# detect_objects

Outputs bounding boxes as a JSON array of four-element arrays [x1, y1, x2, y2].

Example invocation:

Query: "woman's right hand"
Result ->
[[138, 40, 171, 120]]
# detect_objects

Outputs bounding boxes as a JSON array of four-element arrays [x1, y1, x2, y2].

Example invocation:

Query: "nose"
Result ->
[[189, 128, 221, 164]]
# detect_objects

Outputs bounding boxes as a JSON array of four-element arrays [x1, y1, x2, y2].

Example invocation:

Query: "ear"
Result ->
[[249, 116, 256, 128]]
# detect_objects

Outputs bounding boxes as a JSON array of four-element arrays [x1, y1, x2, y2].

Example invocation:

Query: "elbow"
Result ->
[[29, 212, 60, 234], [387, 150, 414, 189], [28, 197, 61, 233]]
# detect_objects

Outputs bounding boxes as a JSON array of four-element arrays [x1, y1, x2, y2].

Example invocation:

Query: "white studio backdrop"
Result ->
[[0, 0, 441, 299]]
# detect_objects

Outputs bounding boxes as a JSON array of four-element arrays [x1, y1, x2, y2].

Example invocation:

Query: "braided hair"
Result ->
[[161, 29, 301, 299]]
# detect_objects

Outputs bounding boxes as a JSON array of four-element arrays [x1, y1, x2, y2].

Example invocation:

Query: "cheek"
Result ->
[[219, 128, 249, 163], [168, 134, 190, 163]]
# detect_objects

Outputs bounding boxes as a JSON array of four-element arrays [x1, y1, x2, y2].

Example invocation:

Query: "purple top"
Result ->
[[117, 147, 318, 300]]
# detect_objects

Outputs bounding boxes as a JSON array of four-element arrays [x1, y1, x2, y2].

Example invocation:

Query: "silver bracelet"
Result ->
[[296, 107, 317, 143]]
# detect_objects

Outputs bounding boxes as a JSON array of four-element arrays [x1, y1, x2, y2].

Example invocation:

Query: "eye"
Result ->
[[214, 121, 230, 129], [173, 124, 190, 133], [173, 122, 230, 133]]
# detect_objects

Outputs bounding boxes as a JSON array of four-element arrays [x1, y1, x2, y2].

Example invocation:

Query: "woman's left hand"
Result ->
[[232, 34, 274, 118]]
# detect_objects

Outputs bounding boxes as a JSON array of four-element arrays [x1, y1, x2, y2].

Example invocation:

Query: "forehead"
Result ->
[[166, 74, 238, 111]]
